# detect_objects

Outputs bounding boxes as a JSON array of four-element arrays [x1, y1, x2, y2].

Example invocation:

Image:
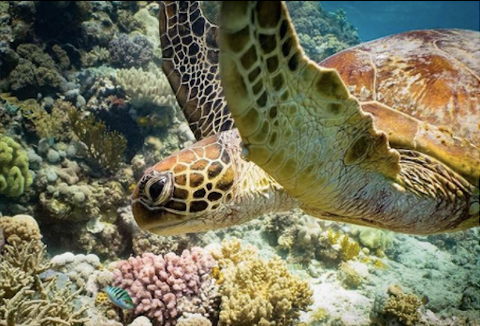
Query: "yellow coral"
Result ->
[[339, 235, 360, 261], [310, 307, 329, 323], [218, 238, 313, 326], [327, 229, 341, 245], [338, 262, 363, 289], [383, 292, 422, 326], [95, 292, 109, 306]]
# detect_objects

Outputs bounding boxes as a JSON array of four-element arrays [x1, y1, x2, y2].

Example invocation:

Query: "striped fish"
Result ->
[[104, 285, 134, 310]]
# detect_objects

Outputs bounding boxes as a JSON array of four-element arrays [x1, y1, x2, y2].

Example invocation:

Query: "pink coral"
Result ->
[[113, 247, 218, 326]]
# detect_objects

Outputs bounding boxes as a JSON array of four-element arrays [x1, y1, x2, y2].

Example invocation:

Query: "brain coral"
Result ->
[[112, 248, 218, 326], [0, 215, 42, 250], [217, 238, 313, 326]]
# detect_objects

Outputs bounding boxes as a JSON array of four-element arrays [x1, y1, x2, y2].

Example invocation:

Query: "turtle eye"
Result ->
[[141, 171, 173, 206], [149, 179, 165, 201]]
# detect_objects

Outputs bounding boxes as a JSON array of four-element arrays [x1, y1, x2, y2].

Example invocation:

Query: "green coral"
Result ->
[[0, 136, 33, 197], [8, 44, 63, 98]]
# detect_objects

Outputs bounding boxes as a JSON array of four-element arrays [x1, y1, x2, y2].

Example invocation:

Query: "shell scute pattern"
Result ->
[[132, 1, 478, 236]]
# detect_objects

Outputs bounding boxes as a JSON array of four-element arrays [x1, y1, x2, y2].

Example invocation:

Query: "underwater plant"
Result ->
[[67, 106, 127, 174]]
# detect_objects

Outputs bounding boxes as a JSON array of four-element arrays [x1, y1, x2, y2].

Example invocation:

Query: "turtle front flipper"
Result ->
[[219, 2, 478, 234], [160, 1, 234, 140], [219, 1, 399, 204]]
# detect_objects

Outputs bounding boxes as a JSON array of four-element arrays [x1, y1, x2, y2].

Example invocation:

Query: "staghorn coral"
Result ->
[[339, 234, 361, 261], [0, 279, 88, 326], [0, 240, 50, 299], [0, 136, 33, 197], [318, 230, 361, 263], [112, 248, 219, 326], [67, 106, 127, 174], [217, 238, 313, 326]]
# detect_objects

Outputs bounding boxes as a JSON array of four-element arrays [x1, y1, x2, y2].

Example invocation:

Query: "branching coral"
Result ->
[[67, 106, 127, 174], [109, 33, 154, 68], [217, 238, 313, 326], [0, 240, 88, 325], [81, 45, 110, 67], [112, 248, 219, 326], [383, 291, 422, 325], [19, 99, 70, 140], [116, 65, 178, 109], [0, 279, 89, 326], [0, 136, 33, 197]]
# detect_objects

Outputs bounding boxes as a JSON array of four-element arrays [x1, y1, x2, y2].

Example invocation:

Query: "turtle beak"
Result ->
[[131, 201, 183, 235]]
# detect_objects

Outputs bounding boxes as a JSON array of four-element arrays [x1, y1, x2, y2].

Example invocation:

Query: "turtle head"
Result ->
[[131, 133, 237, 236]]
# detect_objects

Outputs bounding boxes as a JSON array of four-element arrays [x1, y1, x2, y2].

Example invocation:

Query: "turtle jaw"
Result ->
[[131, 200, 209, 236]]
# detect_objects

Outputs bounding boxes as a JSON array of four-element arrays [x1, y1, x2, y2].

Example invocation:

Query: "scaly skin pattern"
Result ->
[[159, 1, 234, 140], [132, 129, 297, 236], [132, 1, 296, 235], [219, 1, 479, 234]]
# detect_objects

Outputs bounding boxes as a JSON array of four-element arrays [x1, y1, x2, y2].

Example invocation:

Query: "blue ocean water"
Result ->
[[320, 1, 480, 41]]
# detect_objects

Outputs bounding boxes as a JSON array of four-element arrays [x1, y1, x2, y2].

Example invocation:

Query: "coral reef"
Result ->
[[50, 252, 103, 288], [287, 1, 360, 62], [7, 43, 64, 99], [67, 106, 127, 174], [116, 65, 178, 110], [216, 238, 313, 326], [351, 226, 394, 255], [338, 262, 364, 289], [177, 314, 212, 326], [112, 248, 219, 326], [109, 33, 154, 68], [0, 136, 33, 197], [0, 240, 88, 325], [383, 288, 423, 325], [19, 98, 70, 141], [0, 214, 41, 249]]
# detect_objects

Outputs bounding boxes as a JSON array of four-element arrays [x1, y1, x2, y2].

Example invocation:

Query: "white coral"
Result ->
[[116, 65, 178, 109]]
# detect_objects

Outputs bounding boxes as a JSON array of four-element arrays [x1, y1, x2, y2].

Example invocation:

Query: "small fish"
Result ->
[[39, 269, 62, 281], [105, 285, 134, 310], [421, 295, 430, 305]]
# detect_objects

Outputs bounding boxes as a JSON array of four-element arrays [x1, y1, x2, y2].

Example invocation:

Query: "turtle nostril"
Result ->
[[149, 180, 165, 200]]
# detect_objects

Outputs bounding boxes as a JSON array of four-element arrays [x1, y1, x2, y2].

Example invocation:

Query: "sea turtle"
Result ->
[[131, 1, 479, 236]]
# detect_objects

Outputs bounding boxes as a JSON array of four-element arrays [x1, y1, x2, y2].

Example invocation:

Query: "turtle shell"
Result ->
[[320, 29, 479, 185]]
